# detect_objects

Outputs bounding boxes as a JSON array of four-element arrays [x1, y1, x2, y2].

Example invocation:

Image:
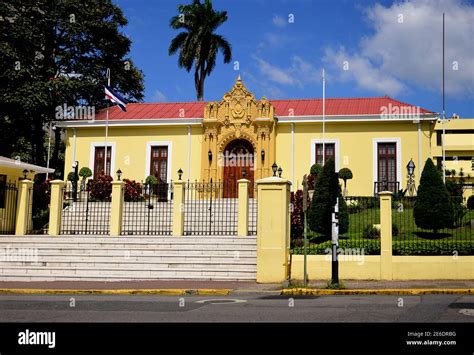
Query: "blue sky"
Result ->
[[115, 0, 474, 117]]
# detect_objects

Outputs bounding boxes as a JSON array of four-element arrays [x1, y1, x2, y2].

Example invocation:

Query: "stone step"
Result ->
[[0, 251, 257, 259], [0, 236, 257, 243], [0, 266, 256, 277], [0, 274, 257, 281], [1, 260, 256, 269]]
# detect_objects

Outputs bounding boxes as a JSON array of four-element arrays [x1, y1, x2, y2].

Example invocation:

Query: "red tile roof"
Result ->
[[94, 96, 434, 120]]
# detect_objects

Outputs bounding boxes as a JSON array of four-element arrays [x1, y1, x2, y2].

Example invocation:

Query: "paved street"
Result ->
[[0, 293, 473, 322]]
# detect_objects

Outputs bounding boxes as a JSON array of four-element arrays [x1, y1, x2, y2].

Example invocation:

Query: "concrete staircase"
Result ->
[[0, 236, 257, 281]]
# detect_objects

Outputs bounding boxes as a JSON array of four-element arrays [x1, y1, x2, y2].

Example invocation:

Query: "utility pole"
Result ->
[[302, 174, 309, 287], [331, 179, 339, 286], [442, 13, 446, 183]]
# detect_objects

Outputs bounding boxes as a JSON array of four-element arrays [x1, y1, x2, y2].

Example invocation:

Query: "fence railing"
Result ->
[[292, 196, 381, 255], [121, 182, 173, 235], [0, 182, 18, 234], [248, 182, 258, 236], [183, 180, 238, 236], [392, 196, 473, 255], [60, 184, 111, 235]]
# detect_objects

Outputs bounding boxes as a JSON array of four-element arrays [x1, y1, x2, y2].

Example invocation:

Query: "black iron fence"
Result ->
[[0, 182, 18, 234], [292, 195, 381, 255], [121, 182, 173, 235], [183, 180, 238, 236], [392, 196, 473, 255], [248, 182, 258, 236], [60, 182, 111, 235], [374, 181, 400, 195]]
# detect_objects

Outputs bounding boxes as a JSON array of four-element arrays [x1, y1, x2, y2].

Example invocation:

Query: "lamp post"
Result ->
[[177, 168, 183, 181], [46, 123, 55, 180], [22, 169, 29, 180], [277, 166, 283, 178], [116, 169, 122, 181], [272, 162, 278, 177], [406, 159, 416, 197]]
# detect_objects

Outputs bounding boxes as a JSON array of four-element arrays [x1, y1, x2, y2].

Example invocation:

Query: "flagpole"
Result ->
[[105, 68, 110, 177], [442, 13, 446, 183], [322, 68, 326, 164]]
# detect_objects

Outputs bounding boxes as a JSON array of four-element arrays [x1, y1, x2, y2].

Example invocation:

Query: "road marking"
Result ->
[[459, 309, 474, 316], [196, 299, 247, 304]]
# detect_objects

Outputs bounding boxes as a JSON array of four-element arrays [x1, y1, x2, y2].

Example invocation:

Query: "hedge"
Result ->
[[291, 240, 474, 256]]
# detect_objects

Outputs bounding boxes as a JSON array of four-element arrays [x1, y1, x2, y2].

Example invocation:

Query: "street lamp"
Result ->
[[22, 169, 29, 180], [277, 166, 283, 178], [177, 168, 183, 180], [272, 162, 278, 176], [261, 149, 265, 162], [116, 169, 122, 181], [208, 150, 213, 163], [406, 159, 416, 197]]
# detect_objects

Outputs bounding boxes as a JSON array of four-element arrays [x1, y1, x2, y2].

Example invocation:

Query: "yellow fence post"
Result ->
[[237, 178, 250, 237], [48, 180, 65, 236], [172, 180, 185, 236], [256, 176, 291, 283], [379, 191, 393, 280], [15, 179, 33, 235], [110, 181, 125, 237]]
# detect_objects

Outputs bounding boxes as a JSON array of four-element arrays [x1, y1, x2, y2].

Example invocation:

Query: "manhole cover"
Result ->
[[459, 309, 474, 316], [196, 299, 247, 305]]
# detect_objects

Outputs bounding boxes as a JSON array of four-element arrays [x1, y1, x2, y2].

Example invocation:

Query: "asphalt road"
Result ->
[[0, 293, 473, 322]]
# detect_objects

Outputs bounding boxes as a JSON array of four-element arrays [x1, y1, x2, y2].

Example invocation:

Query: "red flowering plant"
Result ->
[[123, 179, 144, 201], [290, 190, 310, 246], [87, 175, 113, 201]]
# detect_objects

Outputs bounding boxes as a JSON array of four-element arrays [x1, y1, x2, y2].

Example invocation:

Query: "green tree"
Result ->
[[0, 0, 144, 167], [338, 167, 353, 196], [168, 0, 232, 101], [414, 159, 453, 232], [308, 158, 348, 238]]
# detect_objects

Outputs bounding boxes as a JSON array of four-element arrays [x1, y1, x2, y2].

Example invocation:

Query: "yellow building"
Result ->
[[57, 77, 472, 197]]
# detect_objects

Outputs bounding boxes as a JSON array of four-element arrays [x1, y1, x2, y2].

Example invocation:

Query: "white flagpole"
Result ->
[[442, 13, 446, 183], [104, 68, 110, 176], [322, 68, 326, 164]]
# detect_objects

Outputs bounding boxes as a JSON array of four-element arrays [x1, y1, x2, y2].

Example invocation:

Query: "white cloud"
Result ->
[[252, 55, 321, 88], [323, 0, 474, 97], [152, 89, 167, 102], [272, 14, 287, 27]]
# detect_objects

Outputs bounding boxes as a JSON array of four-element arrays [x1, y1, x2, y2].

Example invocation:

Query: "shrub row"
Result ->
[[291, 240, 474, 256]]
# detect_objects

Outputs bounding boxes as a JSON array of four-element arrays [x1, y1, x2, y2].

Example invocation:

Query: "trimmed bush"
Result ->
[[291, 240, 474, 256], [338, 167, 353, 195], [308, 158, 339, 239], [145, 175, 158, 185], [67, 171, 79, 182], [414, 159, 453, 232], [78, 167, 92, 179], [363, 225, 379, 239]]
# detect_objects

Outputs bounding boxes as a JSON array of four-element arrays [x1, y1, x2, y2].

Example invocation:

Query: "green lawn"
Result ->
[[307, 207, 473, 243]]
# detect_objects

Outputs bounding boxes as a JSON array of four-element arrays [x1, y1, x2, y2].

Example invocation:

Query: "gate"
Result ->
[[121, 182, 173, 235], [60, 182, 111, 235], [184, 180, 238, 235], [0, 182, 18, 234]]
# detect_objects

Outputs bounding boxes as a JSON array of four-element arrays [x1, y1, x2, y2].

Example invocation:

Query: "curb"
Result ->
[[281, 288, 474, 295], [0, 288, 231, 296]]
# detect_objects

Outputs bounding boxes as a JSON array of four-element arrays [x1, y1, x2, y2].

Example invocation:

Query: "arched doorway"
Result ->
[[222, 139, 254, 198]]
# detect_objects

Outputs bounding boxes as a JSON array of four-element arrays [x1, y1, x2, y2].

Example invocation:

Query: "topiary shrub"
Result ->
[[338, 168, 353, 196], [67, 171, 79, 182], [308, 158, 339, 239], [79, 167, 92, 179], [87, 175, 112, 201], [363, 225, 380, 239], [414, 159, 453, 233], [145, 175, 158, 185], [467, 195, 474, 210], [307, 164, 322, 190]]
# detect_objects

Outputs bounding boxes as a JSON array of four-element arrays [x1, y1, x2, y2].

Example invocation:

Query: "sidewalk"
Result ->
[[0, 280, 473, 295]]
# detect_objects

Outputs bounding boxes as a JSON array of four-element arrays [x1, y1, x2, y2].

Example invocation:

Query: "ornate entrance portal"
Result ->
[[201, 76, 277, 188], [223, 139, 254, 198]]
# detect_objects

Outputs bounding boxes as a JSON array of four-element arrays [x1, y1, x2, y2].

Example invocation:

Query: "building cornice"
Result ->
[[55, 118, 203, 128]]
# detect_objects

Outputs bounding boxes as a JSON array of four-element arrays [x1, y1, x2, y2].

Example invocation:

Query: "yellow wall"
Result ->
[[291, 255, 474, 280], [65, 126, 203, 182], [276, 121, 432, 195]]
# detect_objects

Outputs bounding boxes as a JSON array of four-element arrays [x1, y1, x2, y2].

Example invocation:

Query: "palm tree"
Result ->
[[169, 0, 232, 101]]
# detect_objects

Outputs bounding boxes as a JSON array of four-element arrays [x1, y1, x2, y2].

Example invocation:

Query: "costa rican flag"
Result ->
[[104, 85, 128, 112]]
